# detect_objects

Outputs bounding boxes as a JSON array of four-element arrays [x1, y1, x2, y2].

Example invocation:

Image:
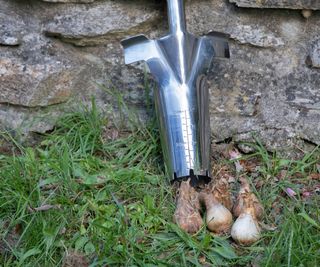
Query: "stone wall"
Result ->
[[1, 0, 320, 156]]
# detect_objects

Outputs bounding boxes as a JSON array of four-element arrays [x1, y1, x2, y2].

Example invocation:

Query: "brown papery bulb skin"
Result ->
[[173, 180, 203, 234], [212, 178, 233, 211], [201, 193, 233, 234], [233, 177, 264, 220], [233, 195, 244, 218], [231, 212, 261, 245]]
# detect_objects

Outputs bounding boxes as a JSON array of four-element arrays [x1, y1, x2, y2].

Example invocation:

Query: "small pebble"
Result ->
[[301, 10, 312, 19]]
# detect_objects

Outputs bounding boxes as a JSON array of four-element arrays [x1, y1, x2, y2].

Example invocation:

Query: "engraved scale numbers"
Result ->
[[181, 110, 194, 168], [171, 109, 197, 169]]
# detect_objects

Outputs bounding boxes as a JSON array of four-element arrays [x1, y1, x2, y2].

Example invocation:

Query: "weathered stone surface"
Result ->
[[187, 1, 284, 48], [42, 0, 95, 3], [44, 0, 161, 46], [185, 0, 320, 154], [0, 33, 81, 107], [1, 0, 320, 157], [209, 42, 320, 153], [229, 0, 320, 10], [0, 11, 25, 46], [229, 25, 284, 47], [0, 104, 62, 135], [306, 39, 320, 68]]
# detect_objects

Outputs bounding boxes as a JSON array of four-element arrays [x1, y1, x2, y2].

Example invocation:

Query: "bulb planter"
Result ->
[[118, 0, 267, 244], [121, 0, 230, 185]]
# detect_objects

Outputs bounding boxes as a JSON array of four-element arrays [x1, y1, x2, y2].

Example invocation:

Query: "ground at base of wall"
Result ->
[[0, 107, 319, 267]]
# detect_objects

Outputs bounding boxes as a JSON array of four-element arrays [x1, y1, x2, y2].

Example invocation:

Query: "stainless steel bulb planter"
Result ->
[[121, 0, 229, 185]]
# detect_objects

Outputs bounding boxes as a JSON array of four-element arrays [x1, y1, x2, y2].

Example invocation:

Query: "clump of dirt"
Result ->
[[62, 251, 89, 267], [0, 223, 22, 256]]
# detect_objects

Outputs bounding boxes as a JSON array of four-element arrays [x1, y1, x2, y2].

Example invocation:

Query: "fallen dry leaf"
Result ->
[[259, 222, 277, 231], [215, 165, 236, 183], [199, 255, 207, 264], [277, 170, 288, 180], [284, 188, 297, 198], [309, 173, 320, 180], [302, 191, 312, 198], [28, 204, 61, 212], [229, 149, 242, 160], [239, 159, 260, 173], [229, 149, 244, 173]]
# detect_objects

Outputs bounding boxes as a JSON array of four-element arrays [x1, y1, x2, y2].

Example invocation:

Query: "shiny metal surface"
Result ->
[[121, 0, 229, 180]]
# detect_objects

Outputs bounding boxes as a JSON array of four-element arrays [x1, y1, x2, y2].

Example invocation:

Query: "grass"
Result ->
[[0, 98, 319, 266]]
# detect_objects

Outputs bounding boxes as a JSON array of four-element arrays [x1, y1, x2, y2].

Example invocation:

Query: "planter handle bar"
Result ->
[[167, 0, 187, 34]]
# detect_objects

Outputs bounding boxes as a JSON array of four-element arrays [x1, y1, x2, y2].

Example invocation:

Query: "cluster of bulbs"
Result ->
[[174, 175, 263, 245]]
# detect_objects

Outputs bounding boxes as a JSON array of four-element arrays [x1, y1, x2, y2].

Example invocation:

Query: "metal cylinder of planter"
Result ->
[[121, 0, 229, 183]]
